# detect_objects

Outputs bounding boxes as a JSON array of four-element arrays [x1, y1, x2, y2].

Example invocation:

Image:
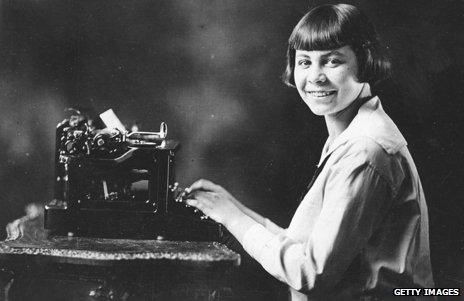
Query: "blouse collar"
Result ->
[[318, 90, 407, 166]]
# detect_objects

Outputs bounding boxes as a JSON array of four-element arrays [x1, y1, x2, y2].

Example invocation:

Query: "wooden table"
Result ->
[[0, 215, 241, 301]]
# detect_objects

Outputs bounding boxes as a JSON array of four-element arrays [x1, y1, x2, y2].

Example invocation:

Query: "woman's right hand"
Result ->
[[185, 179, 245, 227], [186, 179, 266, 227]]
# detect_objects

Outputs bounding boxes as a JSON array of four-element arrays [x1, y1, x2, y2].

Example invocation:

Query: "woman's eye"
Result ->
[[297, 59, 311, 67], [325, 58, 343, 67]]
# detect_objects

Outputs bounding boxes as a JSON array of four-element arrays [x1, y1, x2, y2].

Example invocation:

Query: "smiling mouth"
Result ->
[[306, 90, 336, 97]]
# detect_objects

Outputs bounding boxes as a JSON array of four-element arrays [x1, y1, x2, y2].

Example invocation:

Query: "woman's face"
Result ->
[[293, 45, 364, 116]]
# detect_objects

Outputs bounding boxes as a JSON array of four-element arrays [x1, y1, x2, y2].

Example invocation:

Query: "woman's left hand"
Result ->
[[185, 179, 244, 227]]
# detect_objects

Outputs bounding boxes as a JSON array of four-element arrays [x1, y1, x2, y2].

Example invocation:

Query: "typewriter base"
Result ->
[[45, 209, 224, 241]]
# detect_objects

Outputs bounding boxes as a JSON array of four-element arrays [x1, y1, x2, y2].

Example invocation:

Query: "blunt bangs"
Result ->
[[289, 5, 349, 52]]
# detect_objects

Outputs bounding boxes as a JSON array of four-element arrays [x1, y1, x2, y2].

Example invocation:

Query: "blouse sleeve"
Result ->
[[241, 145, 397, 294], [263, 218, 286, 235]]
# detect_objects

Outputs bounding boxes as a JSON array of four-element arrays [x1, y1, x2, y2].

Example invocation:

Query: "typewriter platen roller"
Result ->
[[44, 109, 223, 241]]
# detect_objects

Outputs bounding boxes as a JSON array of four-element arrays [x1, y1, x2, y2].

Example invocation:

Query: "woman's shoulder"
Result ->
[[338, 136, 403, 164], [351, 96, 408, 155], [334, 136, 407, 187]]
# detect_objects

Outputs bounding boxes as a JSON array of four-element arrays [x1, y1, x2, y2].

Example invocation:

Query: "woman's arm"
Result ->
[[187, 143, 398, 294], [231, 199, 285, 235], [227, 193, 265, 226], [186, 180, 285, 235]]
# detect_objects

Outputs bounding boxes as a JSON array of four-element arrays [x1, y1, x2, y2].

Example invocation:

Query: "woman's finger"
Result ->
[[185, 199, 217, 221], [191, 191, 214, 207], [185, 198, 212, 214], [185, 199, 198, 207], [187, 179, 221, 193]]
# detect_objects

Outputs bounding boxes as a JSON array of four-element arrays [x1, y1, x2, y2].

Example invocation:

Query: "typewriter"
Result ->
[[44, 109, 223, 241]]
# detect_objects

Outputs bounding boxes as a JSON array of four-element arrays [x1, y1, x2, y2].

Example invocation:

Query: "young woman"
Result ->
[[185, 4, 434, 300]]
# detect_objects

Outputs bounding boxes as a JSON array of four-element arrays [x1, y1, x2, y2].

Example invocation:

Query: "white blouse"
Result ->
[[241, 97, 434, 300]]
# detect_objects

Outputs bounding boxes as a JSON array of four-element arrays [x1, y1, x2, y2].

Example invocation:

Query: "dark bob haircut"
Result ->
[[283, 4, 391, 87]]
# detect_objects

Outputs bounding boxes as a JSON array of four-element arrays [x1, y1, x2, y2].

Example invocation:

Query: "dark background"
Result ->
[[0, 0, 462, 289]]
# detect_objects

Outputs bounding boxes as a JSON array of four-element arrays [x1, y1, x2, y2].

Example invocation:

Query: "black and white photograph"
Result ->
[[0, 0, 462, 300]]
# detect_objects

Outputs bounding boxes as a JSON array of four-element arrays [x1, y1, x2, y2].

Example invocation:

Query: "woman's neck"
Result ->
[[324, 102, 359, 139], [324, 83, 372, 142]]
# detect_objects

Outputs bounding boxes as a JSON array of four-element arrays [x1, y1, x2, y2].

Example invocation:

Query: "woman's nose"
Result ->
[[306, 66, 327, 84]]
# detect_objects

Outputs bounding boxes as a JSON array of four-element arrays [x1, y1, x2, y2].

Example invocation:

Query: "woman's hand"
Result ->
[[185, 179, 245, 227]]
